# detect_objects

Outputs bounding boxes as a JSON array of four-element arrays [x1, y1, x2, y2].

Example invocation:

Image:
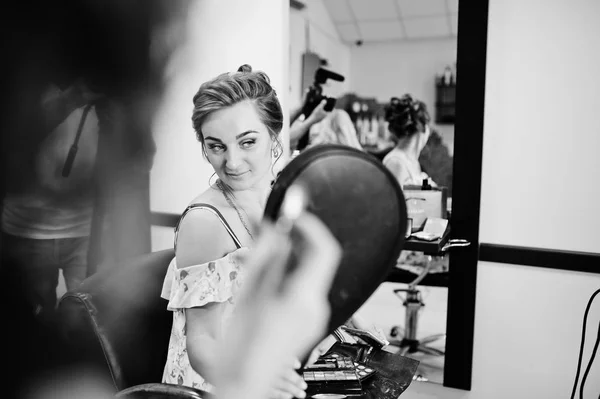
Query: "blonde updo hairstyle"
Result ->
[[191, 64, 284, 161]]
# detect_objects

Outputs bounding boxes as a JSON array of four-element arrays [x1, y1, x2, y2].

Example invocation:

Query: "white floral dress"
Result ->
[[160, 248, 246, 392]]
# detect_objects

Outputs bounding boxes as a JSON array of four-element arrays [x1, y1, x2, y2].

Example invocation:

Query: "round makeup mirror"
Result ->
[[264, 144, 408, 338]]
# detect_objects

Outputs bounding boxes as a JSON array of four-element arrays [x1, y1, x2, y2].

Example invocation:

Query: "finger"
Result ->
[[306, 347, 321, 366], [280, 366, 307, 387], [305, 334, 337, 367], [291, 113, 305, 128], [267, 388, 296, 399], [317, 334, 337, 353], [315, 99, 327, 110], [276, 356, 302, 371], [286, 212, 341, 296], [272, 377, 307, 399]]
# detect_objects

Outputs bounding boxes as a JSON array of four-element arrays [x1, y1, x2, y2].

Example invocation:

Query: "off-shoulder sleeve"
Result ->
[[161, 248, 248, 311]]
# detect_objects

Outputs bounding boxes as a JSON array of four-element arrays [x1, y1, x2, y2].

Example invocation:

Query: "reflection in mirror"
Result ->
[[290, 0, 459, 386]]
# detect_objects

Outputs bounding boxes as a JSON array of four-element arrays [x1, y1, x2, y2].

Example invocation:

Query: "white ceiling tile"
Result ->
[[336, 23, 362, 42], [447, 0, 459, 14], [324, 0, 355, 23], [449, 13, 458, 36], [396, 0, 447, 17], [349, 0, 399, 21], [403, 15, 451, 39], [358, 20, 405, 41]]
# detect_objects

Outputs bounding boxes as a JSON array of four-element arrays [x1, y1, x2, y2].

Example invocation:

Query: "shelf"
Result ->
[[435, 83, 456, 124]]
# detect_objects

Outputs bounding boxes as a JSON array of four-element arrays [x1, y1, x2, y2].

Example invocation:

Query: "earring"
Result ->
[[272, 148, 279, 158]]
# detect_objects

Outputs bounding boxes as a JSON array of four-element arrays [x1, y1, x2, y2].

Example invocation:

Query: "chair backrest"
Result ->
[[56, 248, 175, 393]]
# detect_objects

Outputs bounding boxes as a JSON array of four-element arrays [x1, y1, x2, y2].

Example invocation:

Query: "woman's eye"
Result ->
[[208, 144, 225, 152], [240, 139, 256, 149]]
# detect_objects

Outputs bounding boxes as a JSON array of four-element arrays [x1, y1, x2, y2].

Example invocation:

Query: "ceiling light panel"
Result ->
[[336, 22, 362, 42], [349, 0, 400, 20], [396, 0, 447, 18], [403, 15, 451, 39], [447, 0, 459, 14], [358, 20, 405, 41], [324, 0, 355, 23]]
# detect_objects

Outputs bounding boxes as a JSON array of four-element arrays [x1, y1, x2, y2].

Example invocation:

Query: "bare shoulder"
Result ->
[[383, 151, 403, 168], [176, 189, 234, 268]]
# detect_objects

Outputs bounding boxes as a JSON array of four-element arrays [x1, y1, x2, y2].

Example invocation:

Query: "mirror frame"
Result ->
[[148, 0, 491, 390], [442, 0, 489, 390]]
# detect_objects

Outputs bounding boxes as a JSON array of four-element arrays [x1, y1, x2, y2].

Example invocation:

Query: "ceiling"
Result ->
[[322, 0, 458, 44]]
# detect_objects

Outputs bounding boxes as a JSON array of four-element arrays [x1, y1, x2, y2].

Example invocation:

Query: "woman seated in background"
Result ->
[[307, 108, 363, 151], [382, 95, 437, 187], [383, 94, 448, 273]]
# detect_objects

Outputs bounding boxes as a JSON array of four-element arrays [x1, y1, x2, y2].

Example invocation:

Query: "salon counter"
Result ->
[[384, 226, 452, 287], [404, 224, 451, 255]]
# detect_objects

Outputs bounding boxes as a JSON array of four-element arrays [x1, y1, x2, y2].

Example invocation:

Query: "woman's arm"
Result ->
[[185, 303, 227, 383], [175, 209, 241, 382], [289, 100, 329, 150]]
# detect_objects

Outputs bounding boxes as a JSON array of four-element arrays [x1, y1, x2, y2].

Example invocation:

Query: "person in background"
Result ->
[[160, 64, 308, 399], [306, 108, 363, 151], [1, 80, 102, 327], [1, 1, 185, 397], [382, 95, 448, 274], [382, 94, 437, 187], [419, 127, 453, 197]]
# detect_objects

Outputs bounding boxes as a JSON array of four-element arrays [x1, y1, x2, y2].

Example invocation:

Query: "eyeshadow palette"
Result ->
[[302, 354, 376, 398]]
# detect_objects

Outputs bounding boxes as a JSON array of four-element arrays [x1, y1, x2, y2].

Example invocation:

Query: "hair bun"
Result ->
[[237, 64, 252, 73]]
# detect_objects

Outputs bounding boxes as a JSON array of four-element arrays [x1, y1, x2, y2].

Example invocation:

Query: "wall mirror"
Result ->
[[289, 0, 487, 390]]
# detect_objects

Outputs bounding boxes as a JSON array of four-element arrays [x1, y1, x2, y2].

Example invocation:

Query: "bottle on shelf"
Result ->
[[381, 117, 390, 142], [452, 62, 457, 84], [369, 114, 379, 146], [356, 114, 365, 145], [443, 65, 453, 86]]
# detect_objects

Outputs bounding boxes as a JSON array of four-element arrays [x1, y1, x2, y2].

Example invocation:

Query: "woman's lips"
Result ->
[[226, 171, 249, 179]]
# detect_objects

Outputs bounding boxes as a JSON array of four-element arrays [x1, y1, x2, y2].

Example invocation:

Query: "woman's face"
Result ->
[[202, 100, 274, 191]]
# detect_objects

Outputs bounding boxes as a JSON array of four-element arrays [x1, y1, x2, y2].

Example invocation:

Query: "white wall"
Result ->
[[349, 39, 457, 155], [289, 0, 351, 110], [150, 0, 289, 251], [480, 0, 600, 253], [403, 0, 600, 397], [404, 263, 600, 399]]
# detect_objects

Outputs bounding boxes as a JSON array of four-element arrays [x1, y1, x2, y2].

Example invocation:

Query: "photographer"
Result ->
[[1, 80, 102, 328], [289, 67, 345, 153]]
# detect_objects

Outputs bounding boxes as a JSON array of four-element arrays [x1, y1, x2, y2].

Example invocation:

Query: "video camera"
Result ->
[[296, 67, 345, 150], [301, 67, 345, 118]]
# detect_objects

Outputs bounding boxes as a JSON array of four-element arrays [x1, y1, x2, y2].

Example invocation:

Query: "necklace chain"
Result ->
[[216, 180, 254, 241]]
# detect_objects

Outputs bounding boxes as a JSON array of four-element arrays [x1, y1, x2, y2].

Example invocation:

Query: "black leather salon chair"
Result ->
[[56, 248, 211, 398]]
